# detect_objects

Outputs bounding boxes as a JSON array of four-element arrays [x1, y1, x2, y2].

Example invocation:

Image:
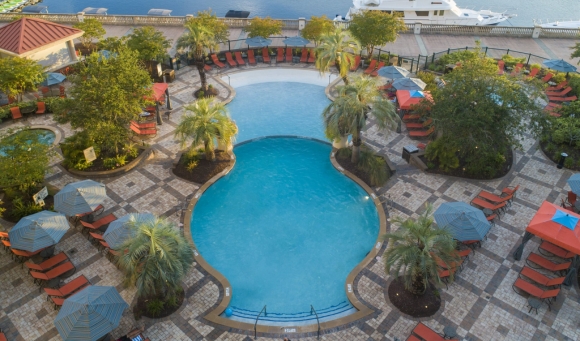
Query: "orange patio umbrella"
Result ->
[[525, 201, 580, 255], [143, 83, 171, 124]]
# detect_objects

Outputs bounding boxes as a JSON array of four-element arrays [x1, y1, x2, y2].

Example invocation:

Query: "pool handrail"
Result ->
[[254, 305, 267, 339], [310, 305, 320, 340]]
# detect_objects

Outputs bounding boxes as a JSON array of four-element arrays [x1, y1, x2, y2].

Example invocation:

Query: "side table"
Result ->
[[528, 297, 541, 314], [443, 326, 457, 339], [482, 208, 493, 216]]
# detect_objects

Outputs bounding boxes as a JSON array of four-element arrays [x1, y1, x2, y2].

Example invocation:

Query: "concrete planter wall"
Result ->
[[64, 147, 154, 178]]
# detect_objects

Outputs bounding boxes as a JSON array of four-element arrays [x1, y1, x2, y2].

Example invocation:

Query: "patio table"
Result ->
[[21, 106, 36, 115]]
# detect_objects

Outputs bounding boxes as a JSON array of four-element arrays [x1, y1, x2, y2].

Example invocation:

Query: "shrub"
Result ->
[[146, 299, 164, 317], [11, 197, 43, 220], [124, 141, 139, 158], [564, 157, 575, 169], [567, 73, 580, 96], [530, 63, 541, 70], [437, 49, 480, 66], [465, 150, 506, 178], [552, 73, 566, 84], [186, 160, 199, 172], [501, 54, 526, 68], [115, 154, 127, 167], [416, 71, 437, 92], [60, 132, 100, 170], [425, 139, 459, 172], [357, 148, 389, 186], [103, 158, 117, 169]]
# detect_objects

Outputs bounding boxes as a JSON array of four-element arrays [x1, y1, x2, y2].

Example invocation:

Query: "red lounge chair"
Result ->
[[26, 252, 68, 272], [437, 267, 458, 288], [548, 95, 577, 102], [546, 81, 567, 91], [402, 113, 420, 121], [546, 86, 572, 97], [497, 60, 505, 75], [520, 266, 565, 288], [512, 278, 560, 310], [277, 48, 284, 62], [59, 86, 66, 98], [510, 63, 523, 75], [79, 214, 116, 234], [130, 120, 156, 136], [406, 118, 433, 130], [204, 64, 212, 71], [247, 49, 257, 65], [44, 275, 90, 298], [88, 232, 106, 249], [477, 190, 514, 206], [526, 68, 539, 79], [349, 55, 361, 71], [225, 52, 237, 67], [501, 185, 519, 198], [262, 48, 271, 63], [40, 86, 50, 97], [75, 204, 104, 221], [409, 126, 435, 138], [1, 239, 10, 251], [99, 240, 111, 250], [210, 54, 225, 68], [300, 48, 308, 63], [370, 62, 385, 77], [455, 248, 472, 260], [539, 241, 576, 259], [11, 248, 44, 263], [308, 49, 315, 63], [10, 107, 22, 120], [411, 323, 457, 341], [30, 261, 75, 285], [234, 51, 246, 66], [0, 231, 7, 240], [542, 73, 553, 82], [36, 102, 46, 114], [470, 197, 506, 214], [364, 60, 377, 75], [526, 253, 571, 273]]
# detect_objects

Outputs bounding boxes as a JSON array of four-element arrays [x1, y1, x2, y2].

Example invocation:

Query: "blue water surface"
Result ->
[[0, 129, 55, 157], [191, 138, 379, 317], [228, 82, 328, 143]]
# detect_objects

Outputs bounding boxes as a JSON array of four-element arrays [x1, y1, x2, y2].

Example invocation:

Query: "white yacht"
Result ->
[[345, 0, 516, 25], [535, 20, 580, 29]]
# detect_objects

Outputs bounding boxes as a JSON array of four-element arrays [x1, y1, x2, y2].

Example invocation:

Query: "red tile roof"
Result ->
[[0, 18, 83, 55]]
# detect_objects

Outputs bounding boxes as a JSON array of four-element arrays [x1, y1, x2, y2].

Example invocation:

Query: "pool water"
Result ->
[[191, 138, 379, 323], [0, 129, 55, 156], [227, 82, 329, 143]]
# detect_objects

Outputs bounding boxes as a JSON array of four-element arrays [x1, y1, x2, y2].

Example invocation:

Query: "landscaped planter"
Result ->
[[332, 135, 348, 149], [63, 146, 154, 178]]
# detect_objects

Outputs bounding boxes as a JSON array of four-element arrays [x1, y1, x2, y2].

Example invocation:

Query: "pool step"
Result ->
[[228, 301, 352, 323]]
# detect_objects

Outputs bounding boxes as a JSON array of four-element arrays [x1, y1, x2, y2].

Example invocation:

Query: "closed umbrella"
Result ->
[[41, 73, 66, 87], [54, 286, 128, 341], [392, 77, 426, 91], [377, 65, 410, 80], [54, 180, 108, 216], [103, 212, 155, 249], [8, 211, 69, 251], [283, 36, 311, 46], [542, 59, 577, 74], [567, 173, 580, 195], [245, 36, 272, 48], [434, 202, 491, 241]]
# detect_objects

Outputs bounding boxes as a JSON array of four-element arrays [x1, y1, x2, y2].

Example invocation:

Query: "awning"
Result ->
[[395, 90, 433, 110], [526, 201, 580, 255]]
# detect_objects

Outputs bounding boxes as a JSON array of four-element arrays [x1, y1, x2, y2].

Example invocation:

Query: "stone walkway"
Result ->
[[0, 61, 579, 341]]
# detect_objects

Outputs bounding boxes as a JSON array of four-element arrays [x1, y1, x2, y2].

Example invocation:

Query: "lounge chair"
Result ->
[[225, 52, 237, 67], [234, 51, 246, 66], [210, 54, 225, 68], [49, 283, 91, 310], [99, 240, 111, 250], [247, 49, 257, 65], [487, 213, 498, 226], [25, 252, 68, 272], [40, 86, 51, 97], [44, 275, 90, 298], [0, 329, 6, 341], [300, 48, 308, 63], [497, 60, 505, 75], [455, 248, 472, 260], [88, 232, 106, 249], [436, 257, 463, 271], [512, 278, 560, 310], [402, 113, 420, 122], [548, 95, 577, 102], [0, 231, 7, 240], [29, 261, 75, 286], [11, 248, 44, 263], [285, 48, 293, 62], [79, 214, 116, 234], [204, 64, 212, 72], [541, 73, 553, 82], [59, 86, 66, 98], [510, 63, 523, 75], [350, 55, 361, 71], [363, 60, 377, 75], [106, 248, 121, 263], [36, 102, 46, 114], [276, 48, 284, 62], [10, 107, 22, 120], [262, 48, 271, 63], [538, 241, 576, 259], [438, 267, 458, 289], [410, 323, 458, 341], [519, 266, 565, 288], [501, 185, 519, 198], [526, 253, 571, 274], [409, 126, 435, 138], [308, 49, 315, 63], [470, 197, 506, 214], [477, 190, 514, 206], [526, 68, 539, 79], [406, 118, 433, 130], [1, 239, 10, 252], [546, 81, 567, 91], [462, 240, 481, 249], [370, 61, 385, 77], [546, 86, 572, 97]]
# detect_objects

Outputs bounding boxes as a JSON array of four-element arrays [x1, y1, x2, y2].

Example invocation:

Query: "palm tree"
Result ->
[[382, 204, 459, 295], [174, 98, 238, 161], [315, 28, 360, 85], [116, 217, 194, 299], [322, 75, 398, 163]]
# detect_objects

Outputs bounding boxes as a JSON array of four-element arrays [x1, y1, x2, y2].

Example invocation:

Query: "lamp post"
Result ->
[[557, 153, 568, 169]]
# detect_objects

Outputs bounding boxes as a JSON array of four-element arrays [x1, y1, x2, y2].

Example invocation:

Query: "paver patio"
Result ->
[[0, 60, 579, 341]]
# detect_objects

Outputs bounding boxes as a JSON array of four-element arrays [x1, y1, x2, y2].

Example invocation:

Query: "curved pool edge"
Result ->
[[182, 137, 387, 335], [28, 125, 62, 148]]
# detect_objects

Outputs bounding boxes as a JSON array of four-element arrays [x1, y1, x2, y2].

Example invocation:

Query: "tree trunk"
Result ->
[[351, 132, 361, 163], [196, 57, 208, 92], [410, 273, 427, 295], [336, 60, 348, 85], [205, 141, 215, 161]]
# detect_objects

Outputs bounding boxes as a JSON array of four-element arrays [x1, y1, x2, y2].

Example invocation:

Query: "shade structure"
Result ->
[[542, 59, 577, 73], [9, 211, 69, 251], [41, 72, 66, 86], [54, 286, 128, 341], [377, 65, 410, 80], [434, 202, 491, 241], [395, 90, 433, 110], [526, 201, 580, 255], [283, 36, 311, 46], [54, 180, 108, 216], [103, 212, 155, 249], [567, 173, 580, 195], [245, 36, 272, 48], [149, 83, 168, 102], [392, 77, 426, 91]]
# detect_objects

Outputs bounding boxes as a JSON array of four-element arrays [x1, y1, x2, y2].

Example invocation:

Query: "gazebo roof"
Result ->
[[0, 18, 83, 55]]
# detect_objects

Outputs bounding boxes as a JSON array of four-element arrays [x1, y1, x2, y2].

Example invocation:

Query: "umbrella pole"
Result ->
[[156, 101, 163, 125]]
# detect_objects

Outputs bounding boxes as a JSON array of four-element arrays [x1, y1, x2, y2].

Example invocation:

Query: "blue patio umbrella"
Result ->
[[54, 286, 128, 341], [409, 90, 425, 98], [392, 77, 426, 91], [245, 36, 272, 48], [567, 173, 580, 195], [283, 36, 311, 46], [54, 180, 108, 216], [41, 73, 66, 87], [377, 65, 410, 80], [8, 211, 69, 251], [97, 50, 117, 61], [542, 59, 577, 74], [551, 210, 579, 230], [103, 212, 155, 249], [434, 202, 491, 241]]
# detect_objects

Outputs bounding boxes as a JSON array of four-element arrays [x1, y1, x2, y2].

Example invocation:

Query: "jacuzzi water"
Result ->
[[0, 129, 55, 156], [190, 138, 379, 323]]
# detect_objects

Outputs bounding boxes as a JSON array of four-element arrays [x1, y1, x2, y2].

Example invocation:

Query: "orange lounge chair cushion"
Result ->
[[527, 253, 571, 272], [30, 261, 74, 280], [26, 252, 68, 272], [80, 214, 116, 230]]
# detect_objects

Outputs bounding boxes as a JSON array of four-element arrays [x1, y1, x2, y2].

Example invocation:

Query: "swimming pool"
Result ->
[[190, 138, 379, 323]]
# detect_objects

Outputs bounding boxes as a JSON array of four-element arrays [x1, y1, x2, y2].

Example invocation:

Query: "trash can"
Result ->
[[163, 69, 175, 83], [402, 144, 419, 163]]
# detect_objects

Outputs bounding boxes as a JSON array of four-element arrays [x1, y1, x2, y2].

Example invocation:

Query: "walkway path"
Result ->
[[0, 60, 579, 341]]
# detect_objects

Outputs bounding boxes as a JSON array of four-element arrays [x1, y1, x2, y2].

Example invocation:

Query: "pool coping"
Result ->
[[182, 137, 387, 335], [25, 125, 62, 148]]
